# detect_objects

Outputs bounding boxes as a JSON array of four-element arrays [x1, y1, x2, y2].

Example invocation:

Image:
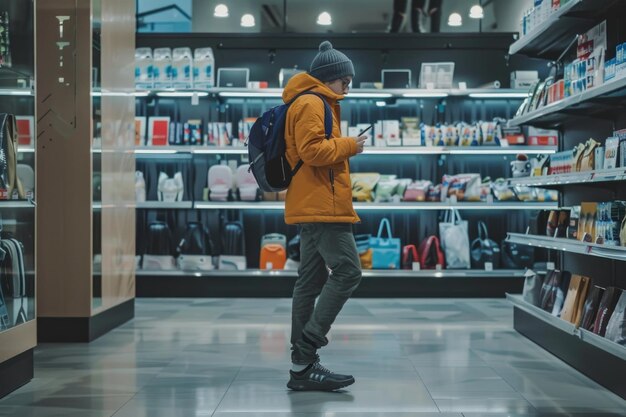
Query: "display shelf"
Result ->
[[508, 168, 626, 188], [508, 0, 619, 58], [508, 76, 626, 127], [134, 146, 557, 156], [0, 89, 33, 96], [137, 201, 193, 209], [507, 294, 626, 361], [506, 233, 626, 261], [136, 88, 528, 100], [195, 201, 557, 211], [136, 269, 529, 279], [0, 200, 35, 208]]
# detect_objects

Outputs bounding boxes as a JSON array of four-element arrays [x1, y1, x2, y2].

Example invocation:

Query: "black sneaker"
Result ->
[[287, 361, 355, 391]]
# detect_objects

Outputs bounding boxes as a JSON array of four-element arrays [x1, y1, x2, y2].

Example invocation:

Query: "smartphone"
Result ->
[[357, 124, 373, 137]]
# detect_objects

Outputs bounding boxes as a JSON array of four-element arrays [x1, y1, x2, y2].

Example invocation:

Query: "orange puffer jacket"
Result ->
[[283, 73, 360, 224]]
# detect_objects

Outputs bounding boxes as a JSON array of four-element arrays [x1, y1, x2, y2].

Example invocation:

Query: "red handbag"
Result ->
[[418, 236, 445, 270], [402, 244, 419, 270]]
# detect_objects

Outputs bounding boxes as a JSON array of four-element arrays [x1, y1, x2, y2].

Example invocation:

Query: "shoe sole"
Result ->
[[287, 377, 355, 391]]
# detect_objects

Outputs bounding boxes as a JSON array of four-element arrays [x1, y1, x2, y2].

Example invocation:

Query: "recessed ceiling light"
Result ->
[[469, 5, 484, 19], [317, 12, 332, 26], [241, 14, 255, 27], [448, 12, 462, 27], [214, 4, 229, 18]]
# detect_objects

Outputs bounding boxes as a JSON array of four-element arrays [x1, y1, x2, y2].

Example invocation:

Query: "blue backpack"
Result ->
[[247, 92, 332, 192]]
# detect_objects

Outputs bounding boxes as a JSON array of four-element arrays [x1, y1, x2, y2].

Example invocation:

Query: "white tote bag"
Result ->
[[439, 209, 470, 269]]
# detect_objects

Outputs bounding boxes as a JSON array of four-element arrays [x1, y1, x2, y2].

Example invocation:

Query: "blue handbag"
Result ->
[[369, 218, 401, 269]]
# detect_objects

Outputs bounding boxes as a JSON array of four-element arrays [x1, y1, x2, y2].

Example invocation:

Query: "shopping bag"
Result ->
[[522, 270, 544, 306], [369, 218, 401, 269], [439, 209, 470, 269]]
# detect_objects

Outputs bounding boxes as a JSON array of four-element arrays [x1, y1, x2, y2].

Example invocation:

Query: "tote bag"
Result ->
[[369, 218, 401, 269], [439, 209, 470, 269]]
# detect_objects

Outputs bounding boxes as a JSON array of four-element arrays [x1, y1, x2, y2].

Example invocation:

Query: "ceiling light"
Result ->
[[448, 12, 462, 27], [240, 14, 255, 27], [214, 4, 229, 18], [317, 12, 332, 26], [469, 5, 484, 19]]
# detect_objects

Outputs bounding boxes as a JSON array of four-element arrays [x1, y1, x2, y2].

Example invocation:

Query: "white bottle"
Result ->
[[135, 171, 146, 202]]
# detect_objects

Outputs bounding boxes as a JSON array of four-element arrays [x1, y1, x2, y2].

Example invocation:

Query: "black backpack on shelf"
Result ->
[[221, 221, 245, 256], [176, 222, 214, 256], [145, 221, 174, 256]]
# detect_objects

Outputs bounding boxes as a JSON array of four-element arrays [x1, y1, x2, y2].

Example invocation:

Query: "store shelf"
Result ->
[[0, 200, 35, 208], [134, 145, 557, 156], [506, 233, 626, 261], [508, 294, 626, 360], [508, 0, 618, 58], [0, 88, 33, 96], [508, 76, 626, 127], [137, 201, 193, 209], [508, 168, 626, 188], [136, 88, 528, 100], [195, 201, 557, 211], [136, 269, 529, 279]]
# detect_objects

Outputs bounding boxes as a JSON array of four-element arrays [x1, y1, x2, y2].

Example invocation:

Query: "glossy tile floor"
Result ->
[[1, 298, 625, 417]]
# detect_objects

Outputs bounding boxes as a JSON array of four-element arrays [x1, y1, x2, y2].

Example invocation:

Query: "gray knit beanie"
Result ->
[[309, 41, 355, 83]]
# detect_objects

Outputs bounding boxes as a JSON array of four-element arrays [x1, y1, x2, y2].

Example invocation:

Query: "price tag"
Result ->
[[426, 82, 435, 90], [266, 262, 273, 270], [191, 93, 200, 106], [487, 194, 494, 204], [412, 262, 421, 271], [450, 195, 458, 204], [436, 264, 443, 271], [547, 262, 555, 271], [484, 262, 493, 271], [458, 82, 467, 90]]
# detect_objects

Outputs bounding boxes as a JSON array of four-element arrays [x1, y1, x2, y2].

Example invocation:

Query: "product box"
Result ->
[[595, 146, 605, 170], [207, 122, 232, 146], [184, 119, 202, 145], [15, 116, 34, 148], [579, 202, 598, 242], [605, 57, 616, 82], [172, 47, 193, 89], [153, 48, 173, 89], [148, 117, 170, 146], [355, 123, 373, 146], [614, 129, 626, 167], [401, 117, 421, 146], [193, 48, 215, 89], [526, 126, 558, 146], [502, 126, 525, 145], [604, 137, 619, 169], [169, 122, 183, 145], [567, 205, 580, 239], [510, 70, 539, 89], [382, 120, 401, 146], [135, 48, 153, 89], [134, 117, 146, 146], [238, 117, 256, 144], [373, 121, 385, 147]]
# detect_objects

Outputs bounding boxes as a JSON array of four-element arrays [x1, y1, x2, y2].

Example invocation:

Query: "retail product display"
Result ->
[[260, 233, 287, 270], [560, 275, 591, 326], [235, 165, 261, 201], [369, 218, 401, 270], [16, 164, 34, 200], [219, 221, 247, 270], [136, 46, 216, 89], [176, 222, 215, 271], [417, 235, 445, 270], [402, 244, 419, 270], [147, 117, 170, 146], [605, 291, 626, 345], [217, 68, 250, 88], [157, 172, 184, 202], [15, 116, 34, 148], [470, 222, 501, 269], [0, 11, 10, 68], [142, 222, 176, 270], [153, 48, 173, 89], [439, 210, 470, 269], [193, 48, 215, 89], [279, 68, 304, 88], [381, 69, 411, 89], [0, 113, 25, 200], [172, 48, 193, 89], [135, 171, 146, 202], [0, 238, 27, 328], [419, 62, 454, 89]]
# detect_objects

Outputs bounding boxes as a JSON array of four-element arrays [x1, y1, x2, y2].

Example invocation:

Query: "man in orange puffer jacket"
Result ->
[[284, 41, 368, 392]]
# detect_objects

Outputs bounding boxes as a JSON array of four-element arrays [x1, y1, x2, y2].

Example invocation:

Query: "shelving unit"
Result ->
[[506, 0, 626, 400], [508, 168, 626, 188], [506, 233, 626, 262]]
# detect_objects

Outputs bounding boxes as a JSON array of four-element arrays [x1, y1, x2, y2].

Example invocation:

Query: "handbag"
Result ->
[[539, 270, 571, 315], [439, 209, 470, 269], [402, 244, 419, 270], [501, 241, 534, 269], [559, 275, 591, 325], [369, 218, 401, 269], [580, 285, 605, 331], [593, 287, 622, 337], [470, 221, 501, 269], [605, 291, 626, 345], [418, 236, 445, 270], [522, 270, 544, 306]]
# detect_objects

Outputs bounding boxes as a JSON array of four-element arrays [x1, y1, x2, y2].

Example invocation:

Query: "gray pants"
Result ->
[[291, 223, 363, 365]]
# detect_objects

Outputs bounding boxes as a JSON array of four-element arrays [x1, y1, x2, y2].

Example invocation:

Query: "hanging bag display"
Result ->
[[176, 222, 215, 271], [418, 236, 445, 270], [605, 291, 626, 345], [470, 221, 501, 269], [369, 218, 401, 269], [402, 245, 419, 270], [219, 221, 247, 270], [439, 209, 470, 269]]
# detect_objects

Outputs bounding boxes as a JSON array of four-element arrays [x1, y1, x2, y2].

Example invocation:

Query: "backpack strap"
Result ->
[[289, 91, 333, 176]]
